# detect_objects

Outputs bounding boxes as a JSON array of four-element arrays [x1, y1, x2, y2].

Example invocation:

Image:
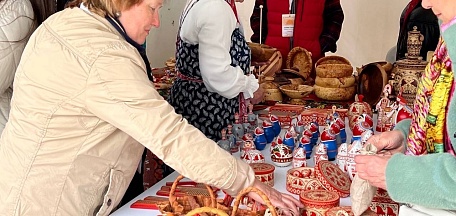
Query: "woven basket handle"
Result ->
[[186, 207, 229, 216], [169, 175, 217, 208], [231, 187, 278, 216]]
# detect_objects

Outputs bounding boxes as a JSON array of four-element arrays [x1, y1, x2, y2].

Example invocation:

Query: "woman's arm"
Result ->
[[86, 45, 255, 195]]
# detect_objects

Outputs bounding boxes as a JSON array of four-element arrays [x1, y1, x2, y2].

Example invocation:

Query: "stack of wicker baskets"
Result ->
[[314, 56, 355, 101]]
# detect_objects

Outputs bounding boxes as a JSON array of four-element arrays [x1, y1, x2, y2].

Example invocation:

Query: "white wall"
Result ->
[[147, 0, 410, 68], [146, 0, 185, 67]]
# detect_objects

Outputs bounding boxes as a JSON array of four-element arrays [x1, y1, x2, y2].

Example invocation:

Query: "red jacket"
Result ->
[[250, 0, 343, 65]]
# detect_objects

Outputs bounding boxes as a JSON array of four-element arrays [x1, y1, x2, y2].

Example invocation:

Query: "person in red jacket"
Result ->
[[250, 0, 344, 73]]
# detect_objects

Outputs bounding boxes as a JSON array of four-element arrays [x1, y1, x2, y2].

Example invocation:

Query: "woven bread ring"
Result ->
[[231, 187, 278, 216], [315, 76, 355, 88], [169, 175, 217, 209], [186, 207, 229, 216], [314, 85, 356, 101], [315, 64, 353, 78]]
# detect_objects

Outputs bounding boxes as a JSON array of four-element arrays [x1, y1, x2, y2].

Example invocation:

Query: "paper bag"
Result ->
[[350, 143, 378, 216]]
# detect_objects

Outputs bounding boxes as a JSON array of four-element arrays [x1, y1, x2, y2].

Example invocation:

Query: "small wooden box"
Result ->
[[369, 188, 400, 216], [250, 163, 275, 187], [300, 190, 340, 216], [286, 167, 324, 195]]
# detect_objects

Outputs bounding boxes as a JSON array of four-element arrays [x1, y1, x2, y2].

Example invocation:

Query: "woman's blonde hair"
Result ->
[[66, 0, 142, 17]]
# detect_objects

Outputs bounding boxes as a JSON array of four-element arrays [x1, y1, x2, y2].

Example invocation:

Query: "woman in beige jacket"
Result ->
[[0, 0, 302, 215]]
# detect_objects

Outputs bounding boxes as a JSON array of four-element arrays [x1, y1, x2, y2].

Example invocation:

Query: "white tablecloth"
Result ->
[[111, 121, 357, 216]]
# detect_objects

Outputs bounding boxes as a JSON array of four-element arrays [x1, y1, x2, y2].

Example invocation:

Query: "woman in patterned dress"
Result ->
[[168, 0, 264, 141]]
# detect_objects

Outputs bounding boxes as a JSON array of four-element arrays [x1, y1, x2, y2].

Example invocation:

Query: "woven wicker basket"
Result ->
[[231, 187, 278, 216], [261, 77, 283, 102], [249, 42, 278, 62], [315, 64, 354, 78], [279, 84, 314, 99], [286, 47, 312, 80], [315, 55, 351, 67], [167, 175, 217, 215]]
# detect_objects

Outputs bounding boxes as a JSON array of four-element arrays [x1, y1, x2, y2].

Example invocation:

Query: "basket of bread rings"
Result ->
[[136, 174, 295, 216]]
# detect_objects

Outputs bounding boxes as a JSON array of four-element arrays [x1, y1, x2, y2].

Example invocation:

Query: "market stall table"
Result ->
[[111, 121, 358, 216]]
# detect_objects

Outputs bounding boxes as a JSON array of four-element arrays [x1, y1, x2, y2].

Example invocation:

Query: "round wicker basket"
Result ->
[[261, 77, 283, 102], [315, 64, 354, 78], [248, 42, 277, 62], [315, 55, 351, 67], [314, 85, 356, 101], [286, 47, 312, 79], [279, 84, 314, 99]]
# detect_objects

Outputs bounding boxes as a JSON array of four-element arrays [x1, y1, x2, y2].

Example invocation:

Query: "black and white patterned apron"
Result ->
[[168, 0, 251, 141]]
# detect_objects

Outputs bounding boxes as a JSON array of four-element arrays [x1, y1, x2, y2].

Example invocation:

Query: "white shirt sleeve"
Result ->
[[179, 0, 259, 99]]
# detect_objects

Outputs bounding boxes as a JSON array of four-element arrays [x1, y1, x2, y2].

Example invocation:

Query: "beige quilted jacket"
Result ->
[[0, 0, 35, 135], [0, 8, 254, 216]]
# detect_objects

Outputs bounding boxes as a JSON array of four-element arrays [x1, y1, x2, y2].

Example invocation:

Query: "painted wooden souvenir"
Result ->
[[270, 114, 281, 137], [363, 113, 374, 129], [253, 127, 267, 151], [240, 140, 256, 158], [308, 114, 320, 146], [346, 140, 363, 180], [351, 115, 373, 143], [217, 129, 231, 153], [348, 94, 373, 130], [292, 135, 309, 168], [333, 106, 347, 145], [299, 190, 340, 216], [369, 188, 400, 216], [227, 125, 238, 153], [393, 90, 413, 125], [250, 163, 275, 187], [241, 149, 265, 164], [242, 133, 254, 141], [262, 120, 275, 143], [301, 131, 313, 159], [270, 136, 283, 153], [375, 84, 395, 132], [270, 140, 293, 167], [243, 114, 253, 135], [361, 130, 374, 146], [320, 122, 340, 161], [314, 160, 351, 198], [232, 113, 245, 140], [288, 125, 298, 141], [295, 117, 306, 140], [393, 26, 427, 107], [336, 142, 349, 173], [283, 130, 296, 151], [248, 103, 258, 127], [314, 143, 329, 165], [286, 167, 324, 195]]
